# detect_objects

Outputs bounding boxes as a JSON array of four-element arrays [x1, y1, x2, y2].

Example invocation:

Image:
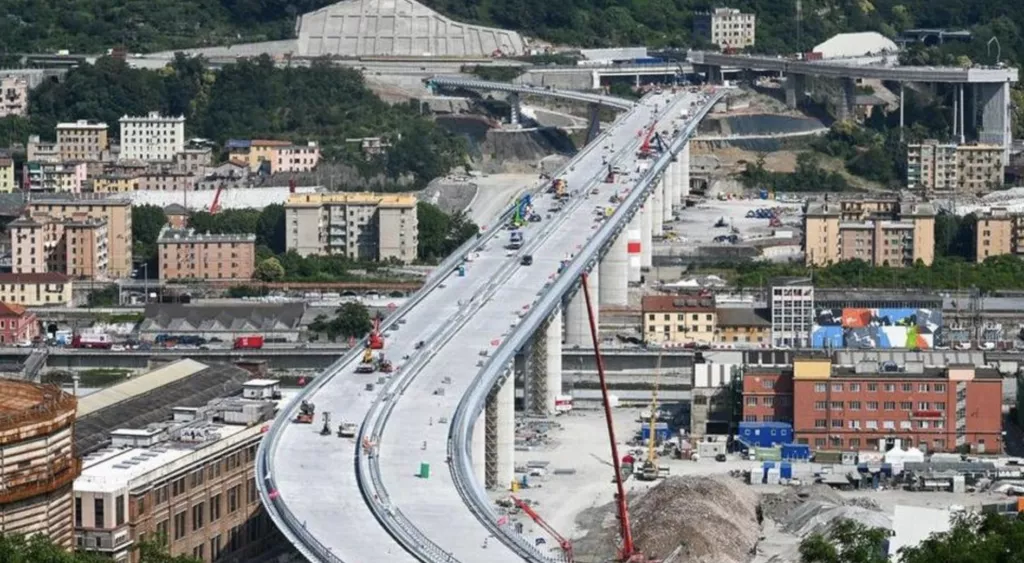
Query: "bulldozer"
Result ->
[[295, 400, 315, 424]]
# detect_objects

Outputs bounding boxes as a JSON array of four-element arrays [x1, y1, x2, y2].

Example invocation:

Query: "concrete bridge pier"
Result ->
[[627, 213, 642, 283], [679, 141, 691, 201], [784, 74, 806, 109], [484, 364, 516, 489], [838, 78, 856, 121], [661, 174, 674, 224], [600, 230, 629, 307], [564, 264, 600, 347], [651, 179, 664, 236], [524, 306, 563, 414], [975, 82, 1013, 164], [508, 93, 521, 125], [472, 410, 486, 485], [640, 203, 653, 270]]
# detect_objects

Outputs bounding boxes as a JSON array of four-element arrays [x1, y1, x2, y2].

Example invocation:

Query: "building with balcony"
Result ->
[[0, 76, 28, 117], [56, 120, 110, 162], [27, 136, 60, 163], [693, 8, 756, 49], [0, 157, 14, 193], [284, 192, 418, 263], [803, 196, 936, 267], [119, 112, 186, 162], [91, 174, 142, 194], [0, 380, 79, 548], [28, 194, 132, 277], [157, 227, 256, 281], [23, 161, 88, 193], [789, 356, 1002, 453], [907, 140, 1004, 196], [10, 213, 110, 280], [642, 293, 717, 345], [74, 383, 283, 562], [227, 139, 320, 174]]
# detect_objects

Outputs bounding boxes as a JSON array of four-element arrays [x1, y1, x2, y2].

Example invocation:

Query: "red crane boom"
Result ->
[[580, 273, 641, 562], [637, 123, 657, 159], [511, 496, 573, 562]]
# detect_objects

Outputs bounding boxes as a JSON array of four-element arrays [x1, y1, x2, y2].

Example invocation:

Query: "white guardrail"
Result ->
[[448, 89, 725, 561], [254, 82, 642, 563]]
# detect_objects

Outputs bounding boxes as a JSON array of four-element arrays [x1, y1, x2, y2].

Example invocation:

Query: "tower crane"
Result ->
[[511, 496, 573, 562]]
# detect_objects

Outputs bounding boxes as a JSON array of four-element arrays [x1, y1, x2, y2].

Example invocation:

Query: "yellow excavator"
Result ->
[[637, 351, 663, 481]]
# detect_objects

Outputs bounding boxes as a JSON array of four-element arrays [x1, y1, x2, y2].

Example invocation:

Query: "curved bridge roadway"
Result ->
[[257, 84, 723, 562]]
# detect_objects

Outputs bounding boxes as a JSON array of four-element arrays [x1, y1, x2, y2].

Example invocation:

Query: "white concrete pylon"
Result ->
[[662, 171, 673, 224], [627, 213, 642, 283], [640, 203, 653, 270], [680, 141, 691, 200], [652, 180, 664, 236], [599, 230, 629, 307], [472, 410, 485, 485], [495, 377, 515, 490], [564, 264, 599, 348], [544, 308, 562, 414]]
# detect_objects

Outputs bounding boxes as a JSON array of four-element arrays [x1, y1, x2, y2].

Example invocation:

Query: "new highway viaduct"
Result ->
[[253, 82, 720, 563]]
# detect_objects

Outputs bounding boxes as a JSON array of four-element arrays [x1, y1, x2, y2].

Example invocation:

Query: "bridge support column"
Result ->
[[484, 364, 515, 490], [640, 203, 653, 270], [651, 179, 664, 236], [565, 264, 599, 348], [679, 141, 691, 201], [600, 230, 629, 307], [661, 174, 674, 224], [472, 410, 486, 485], [838, 78, 856, 122], [976, 82, 1012, 164], [627, 213, 642, 283], [784, 74, 806, 109], [524, 306, 562, 415], [508, 93, 521, 126]]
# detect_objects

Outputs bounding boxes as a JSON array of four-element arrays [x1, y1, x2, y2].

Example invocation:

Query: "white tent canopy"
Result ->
[[813, 32, 898, 59]]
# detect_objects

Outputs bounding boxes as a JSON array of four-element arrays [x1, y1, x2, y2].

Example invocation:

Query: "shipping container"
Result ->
[[780, 462, 793, 480], [234, 335, 265, 349], [814, 450, 844, 464], [737, 422, 792, 448], [781, 444, 811, 460], [640, 422, 671, 442]]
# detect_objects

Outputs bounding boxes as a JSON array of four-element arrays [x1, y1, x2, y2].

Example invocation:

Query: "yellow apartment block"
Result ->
[[804, 197, 935, 267], [284, 192, 418, 263]]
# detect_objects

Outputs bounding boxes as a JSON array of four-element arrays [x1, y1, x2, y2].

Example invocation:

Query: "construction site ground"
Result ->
[[497, 410, 1008, 563]]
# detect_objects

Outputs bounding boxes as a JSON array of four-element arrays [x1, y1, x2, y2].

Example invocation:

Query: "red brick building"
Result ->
[[0, 302, 40, 345], [742, 368, 794, 423], [790, 357, 1003, 454]]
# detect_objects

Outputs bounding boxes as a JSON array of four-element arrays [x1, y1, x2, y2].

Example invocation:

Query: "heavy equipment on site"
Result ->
[[511, 496, 573, 562], [338, 421, 358, 438], [294, 401, 315, 424], [368, 315, 385, 349], [636, 351, 668, 482], [356, 347, 377, 373], [580, 273, 653, 563]]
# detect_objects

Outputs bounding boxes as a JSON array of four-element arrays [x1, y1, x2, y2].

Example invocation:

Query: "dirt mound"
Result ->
[[761, 485, 890, 538], [629, 475, 760, 563]]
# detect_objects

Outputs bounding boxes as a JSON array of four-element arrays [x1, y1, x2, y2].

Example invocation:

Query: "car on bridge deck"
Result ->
[[520, 255, 533, 266]]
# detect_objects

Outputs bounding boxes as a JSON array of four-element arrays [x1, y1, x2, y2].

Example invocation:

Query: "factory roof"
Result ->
[[77, 359, 209, 418], [74, 361, 255, 455], [813, 32, 898, 59], [139, 302, 306, 333]]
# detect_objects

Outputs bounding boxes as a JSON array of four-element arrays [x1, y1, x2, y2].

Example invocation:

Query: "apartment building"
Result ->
[[24, 161, 88, 193], [716, 307, 771, 346], [92, 174, 141, 193], [788, 356, 1002, 453], [119, 112, 186, 162], [9, 213, 110, 279], [227, 139, 320, 174], [803, 196, 936, 267], [769, 278, 814, 349], [74, 383, 283, 562], [0, 272, 72, 306], [0, 302, 40, 344], [907, 140, 1004, 195], [0, 157, 13, 193], [693, 8, 756, 49], [56, 120, 110, 161], [175, 147, 213, 174], [642, 294, 717, 345], [741, 366, 794, 423], [284, 192, 418, 263], [138, 171, 197, 192], [27, 195, 132, 277], [0, 76, 28, 117], [27, 135, 60, 163], [157, 227, 256, 281]]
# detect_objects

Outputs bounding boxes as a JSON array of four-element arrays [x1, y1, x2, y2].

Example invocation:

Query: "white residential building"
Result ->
[[119, 112, 186, 162]]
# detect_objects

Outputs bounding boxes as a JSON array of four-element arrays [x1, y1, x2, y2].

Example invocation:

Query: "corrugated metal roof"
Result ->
[[813, 32, 898, 59], [77, 359, 209, 417]]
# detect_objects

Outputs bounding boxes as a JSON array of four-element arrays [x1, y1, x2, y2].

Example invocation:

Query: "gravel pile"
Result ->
[[761, 485, 890, 538], [629, 475, 761, 563]]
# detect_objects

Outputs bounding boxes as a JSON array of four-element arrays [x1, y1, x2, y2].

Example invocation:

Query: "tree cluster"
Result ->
[[416, 202, 480, 262], [740, 152, 851, 193], [3, 55, 465, 186], [801, 512, 1024, 563], [309, 302, 374, 342], [0, 533, 199, 562]]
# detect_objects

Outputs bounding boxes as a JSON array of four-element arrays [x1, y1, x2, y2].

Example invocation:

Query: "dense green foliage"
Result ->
[[0, 533, 198, 562], [416, 202, 480, 262], [310, 302, 374, 341], [132, 205, 169, 265], [729, 254, 1024, 293], [801, 513, 1024, 563], [9, 56, 465, 186], [740, 152, 851, 193], [0, 0, 333, 53]]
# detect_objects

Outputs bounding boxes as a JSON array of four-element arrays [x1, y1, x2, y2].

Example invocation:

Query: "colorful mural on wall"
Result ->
[[811, 308, 942, 349]]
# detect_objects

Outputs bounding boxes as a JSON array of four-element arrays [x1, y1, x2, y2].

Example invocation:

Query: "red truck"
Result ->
[[72, 334, 113, 350], [233, 335, 265, 350]]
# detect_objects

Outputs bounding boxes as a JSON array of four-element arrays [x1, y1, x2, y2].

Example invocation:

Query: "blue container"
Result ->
[[738, 422, 793, 448], [780, 462, 793, 479], [762, 461, 776, 470], [781, 443, 811, 460], [640, 422, 671, 442]]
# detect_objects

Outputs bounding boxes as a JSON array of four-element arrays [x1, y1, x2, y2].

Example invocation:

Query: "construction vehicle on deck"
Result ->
[[377, 353, 394, 373], [295, 401, 315, 423], [338, 421, 358, 438], [368, 315, 385, 349], [511, 496, 574, 562], [552, 178, 569, 200]]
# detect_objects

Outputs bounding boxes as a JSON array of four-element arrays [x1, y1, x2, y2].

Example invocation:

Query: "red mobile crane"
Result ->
[[511, 496, 573, 562], [580, 273, 649, 562], [636, 124, 658, 159], [368, 315, 385, 350], [210, 182, 226, 214]]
